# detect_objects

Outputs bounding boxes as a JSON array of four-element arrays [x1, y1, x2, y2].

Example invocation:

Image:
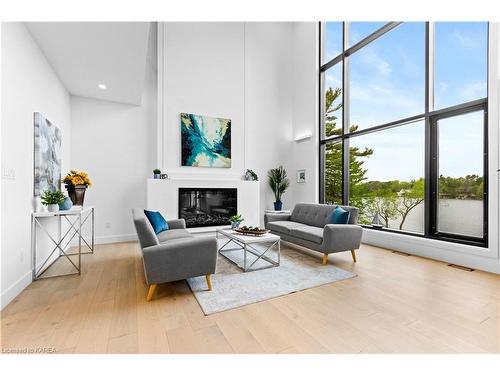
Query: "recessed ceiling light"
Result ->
[[98, 83, 107, 90]]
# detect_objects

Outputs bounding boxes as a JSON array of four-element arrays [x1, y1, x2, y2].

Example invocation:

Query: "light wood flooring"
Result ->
[[1, 241, 499, 354]]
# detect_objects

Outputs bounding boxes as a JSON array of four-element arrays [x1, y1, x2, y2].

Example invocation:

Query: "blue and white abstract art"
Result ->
[[34, 112, 62, 196], [181, 112, 231, 168]]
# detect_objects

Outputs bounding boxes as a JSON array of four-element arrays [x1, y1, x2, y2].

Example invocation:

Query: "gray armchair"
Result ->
[[131, 208, 217, 301], [264, 203, 363, 264]]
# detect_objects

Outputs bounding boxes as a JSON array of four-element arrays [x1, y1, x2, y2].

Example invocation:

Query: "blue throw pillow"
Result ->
[[331, 206, 350, 224], [144, 210, 169, 234]]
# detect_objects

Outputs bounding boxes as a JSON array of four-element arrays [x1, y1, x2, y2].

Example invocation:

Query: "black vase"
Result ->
[[274, 201, 283, 211], [66, 185, 87, 206]]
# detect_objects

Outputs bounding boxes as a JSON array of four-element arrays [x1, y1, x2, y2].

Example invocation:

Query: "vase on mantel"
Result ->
[[66, 184, 87, 206]]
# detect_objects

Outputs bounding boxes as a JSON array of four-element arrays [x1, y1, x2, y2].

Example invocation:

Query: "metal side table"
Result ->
[[31, 206, 94, 280]]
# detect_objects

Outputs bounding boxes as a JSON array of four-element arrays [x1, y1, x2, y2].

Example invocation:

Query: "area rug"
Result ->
[[187, 244, 357, 315]]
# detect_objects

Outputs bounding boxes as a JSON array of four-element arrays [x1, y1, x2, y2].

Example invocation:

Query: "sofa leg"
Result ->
[[146, 284, 157, 302], [351, 250, 357, 263], [206, 274, 213, 291], [322, 254, 328, 265]]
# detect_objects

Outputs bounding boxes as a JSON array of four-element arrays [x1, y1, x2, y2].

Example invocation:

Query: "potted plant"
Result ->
[[244, 169, 258, 181], [41, 190, 65, 212], [153, 168, 161, 179], [229, 214, 244, 229], [268, 166, 290, 211], [63, 170, 92, 206]]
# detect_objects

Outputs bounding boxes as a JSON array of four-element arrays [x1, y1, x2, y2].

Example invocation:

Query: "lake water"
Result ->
[[383, 199, 483, 238]]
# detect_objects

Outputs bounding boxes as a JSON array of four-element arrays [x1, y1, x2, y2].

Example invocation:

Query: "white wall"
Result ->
[[70, 26, 157, 244], [291, 22, 319, 205], [158, 22, 295, 224], [1, 23, 72, 308], [244, 22, 294, 219]]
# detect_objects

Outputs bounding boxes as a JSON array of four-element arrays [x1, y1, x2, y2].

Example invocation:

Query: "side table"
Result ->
[[31, 206, 95, 280]]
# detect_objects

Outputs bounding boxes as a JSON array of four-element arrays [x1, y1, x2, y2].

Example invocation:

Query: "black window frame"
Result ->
[[319, 21, 489, 247]]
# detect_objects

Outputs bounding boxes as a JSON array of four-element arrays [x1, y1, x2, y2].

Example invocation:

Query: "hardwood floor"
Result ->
[[1, 240, 499, 354]]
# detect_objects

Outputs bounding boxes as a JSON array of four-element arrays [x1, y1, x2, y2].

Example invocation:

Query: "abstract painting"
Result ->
[[181, 112, 231, 168], [34, 112, 62, 196]]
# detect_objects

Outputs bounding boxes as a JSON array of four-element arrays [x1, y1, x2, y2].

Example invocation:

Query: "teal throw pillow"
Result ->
[[144, 210, 169, 234], [331, 206, 350, 224]]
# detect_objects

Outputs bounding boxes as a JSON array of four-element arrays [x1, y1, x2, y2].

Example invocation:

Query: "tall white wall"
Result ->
[[1, 23, 72, 308], [291, 22, 319, 205], [70, 27, 157, 244], [158, 22, 294, 224], [244, 22, 294, 219]]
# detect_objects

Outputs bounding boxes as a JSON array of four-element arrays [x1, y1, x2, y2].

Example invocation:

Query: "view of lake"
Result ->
[[384, 199, 483, 238]]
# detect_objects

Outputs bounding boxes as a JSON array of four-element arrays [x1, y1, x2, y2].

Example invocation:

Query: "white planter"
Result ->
[[47, 204, 60, 213]]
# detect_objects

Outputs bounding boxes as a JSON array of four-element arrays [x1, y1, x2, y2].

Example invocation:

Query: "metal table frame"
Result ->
[[31, 206, 94, 280], [216, 229, 280, 272]]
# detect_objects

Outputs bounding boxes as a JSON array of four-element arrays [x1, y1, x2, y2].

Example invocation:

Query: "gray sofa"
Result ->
[[131, 208, 217, 301], [264, 203, 363, 264]]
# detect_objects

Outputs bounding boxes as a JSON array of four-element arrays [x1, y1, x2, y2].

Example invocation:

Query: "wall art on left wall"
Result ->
[[34, 112, 62, 196], [180, 112, 231, 168]]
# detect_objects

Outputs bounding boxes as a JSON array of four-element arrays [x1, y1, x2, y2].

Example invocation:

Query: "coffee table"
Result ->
[[216, 229, 280, 272]]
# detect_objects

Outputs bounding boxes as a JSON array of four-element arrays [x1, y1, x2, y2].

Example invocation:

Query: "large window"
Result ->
[[320, 22, 488, 246]]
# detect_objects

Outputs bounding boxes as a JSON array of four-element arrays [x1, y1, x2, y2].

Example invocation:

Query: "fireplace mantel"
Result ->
[[147, 178, 260, 233]]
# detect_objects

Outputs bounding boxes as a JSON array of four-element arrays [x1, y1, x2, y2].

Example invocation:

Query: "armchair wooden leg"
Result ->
[[322, 254, 329, 265], [146, 284, 157, 302], [351, 250, 357, 263], [206, 274, 213, 291]]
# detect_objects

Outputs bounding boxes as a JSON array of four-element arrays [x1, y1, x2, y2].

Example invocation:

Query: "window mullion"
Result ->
[[342, 22, 350, 206]]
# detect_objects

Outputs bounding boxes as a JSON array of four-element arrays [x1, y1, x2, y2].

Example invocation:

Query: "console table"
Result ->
[[31, 206, 94, 280]]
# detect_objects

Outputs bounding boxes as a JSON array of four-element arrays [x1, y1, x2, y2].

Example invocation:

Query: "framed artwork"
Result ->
[[180, 112, 231, 168], [34, 112, 62, 196], [297, 169, 306, 183]]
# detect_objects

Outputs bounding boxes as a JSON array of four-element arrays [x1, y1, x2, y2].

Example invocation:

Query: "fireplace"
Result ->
[[178, 188, 237, 228]]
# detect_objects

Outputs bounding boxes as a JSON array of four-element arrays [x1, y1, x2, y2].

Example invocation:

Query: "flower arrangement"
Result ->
[[63, 170, 92, 187]]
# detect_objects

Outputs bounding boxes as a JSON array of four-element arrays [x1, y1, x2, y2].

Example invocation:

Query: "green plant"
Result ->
[[245, 169, 258, 181], [41, 190, 65, 206], [229, 214, 243, 223], [268, 166, 290, 203], [153, 168, 161, 174]]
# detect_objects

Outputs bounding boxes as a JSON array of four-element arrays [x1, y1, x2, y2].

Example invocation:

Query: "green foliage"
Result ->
[[268, 166, 290, 202], [229, 214, 243, 223], [439, 174, 483, 200], [41, 190, 65, 206], [153, 169, 161, 174], [324, 87, 373, 205]]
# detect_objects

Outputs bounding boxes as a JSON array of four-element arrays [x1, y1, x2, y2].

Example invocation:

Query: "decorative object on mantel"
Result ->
[[244, 169, 258, 181], [34, 112, 62, 196], [41, 190, 65, 212], [229, 214, 244, 229], [160, 173, 169, 179], [63, 170, 92, 206], [297, 169, 306, 183], [153, 168, 161, 179], [268, 165, 290, 211], [181, 112, 231, 168]]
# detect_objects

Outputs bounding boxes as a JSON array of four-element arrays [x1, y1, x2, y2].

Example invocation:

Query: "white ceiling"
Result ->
[[25, 22, 151, 105]]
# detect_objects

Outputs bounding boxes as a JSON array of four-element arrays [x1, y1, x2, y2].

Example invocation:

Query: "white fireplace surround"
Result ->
[[147, 178, 260, 233]]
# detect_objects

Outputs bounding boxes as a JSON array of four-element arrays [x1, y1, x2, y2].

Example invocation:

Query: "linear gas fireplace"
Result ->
[[178, 188, 237, 228]]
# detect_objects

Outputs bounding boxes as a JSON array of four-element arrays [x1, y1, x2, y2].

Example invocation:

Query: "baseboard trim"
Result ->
[[362, 229, 500, 274], [94, 234, 137, 245], [1, 270, 32, 310]]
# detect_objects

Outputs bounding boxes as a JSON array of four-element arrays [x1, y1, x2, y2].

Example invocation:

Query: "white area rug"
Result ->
[[187, 243, 357, 315]]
